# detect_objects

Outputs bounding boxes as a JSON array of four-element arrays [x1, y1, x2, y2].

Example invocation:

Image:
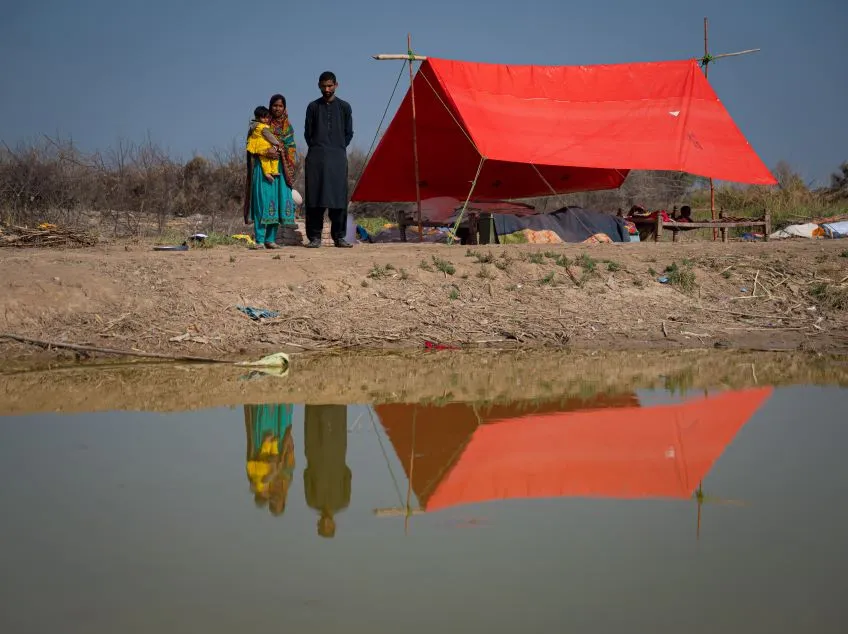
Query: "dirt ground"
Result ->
[[1, 238, 847, 365]]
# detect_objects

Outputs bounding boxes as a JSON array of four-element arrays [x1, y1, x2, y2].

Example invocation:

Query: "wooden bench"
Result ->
[[633, 210, 772, 243], [396, 210, 494, 244]]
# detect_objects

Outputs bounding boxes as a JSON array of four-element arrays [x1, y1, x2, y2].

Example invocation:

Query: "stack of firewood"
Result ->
[[0, 223, 98, 248]]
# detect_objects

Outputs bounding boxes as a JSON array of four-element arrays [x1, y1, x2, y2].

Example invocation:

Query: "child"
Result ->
[[246, 106, 281, 183], [677, 205, 693, 222]]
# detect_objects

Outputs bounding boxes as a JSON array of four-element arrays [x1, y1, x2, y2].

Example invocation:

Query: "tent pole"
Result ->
[[404, 407, 417, 535], [700, 18, 761, 241], [407, 33, 424, 243], [374, 53, 428, 61], [372, 48, 483, 232], [448, 157, 486, 245], [704, 17, 717, 241]]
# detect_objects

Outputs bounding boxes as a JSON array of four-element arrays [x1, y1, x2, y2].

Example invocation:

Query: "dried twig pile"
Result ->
[[0, 223, 98, 248], [679, 253, 848, 341]]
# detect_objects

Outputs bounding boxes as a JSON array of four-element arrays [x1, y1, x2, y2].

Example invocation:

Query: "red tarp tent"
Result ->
[[352, 57, 777, 202], [375, 388, 772, 512]]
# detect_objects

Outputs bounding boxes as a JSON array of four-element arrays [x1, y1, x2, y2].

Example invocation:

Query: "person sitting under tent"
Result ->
[[672, 205, 700, 237], [675, 205, 694, 222]]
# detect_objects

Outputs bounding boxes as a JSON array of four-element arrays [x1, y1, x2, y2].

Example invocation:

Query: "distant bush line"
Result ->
[[1, 137, 845, 236]]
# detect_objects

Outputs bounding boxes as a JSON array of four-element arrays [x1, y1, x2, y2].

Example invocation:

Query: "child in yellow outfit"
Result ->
[[246, 106, 281, 183]]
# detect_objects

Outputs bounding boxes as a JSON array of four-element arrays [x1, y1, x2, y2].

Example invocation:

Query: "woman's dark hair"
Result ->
[[268, 94, 286, 109], [253, 106, 270, 119]]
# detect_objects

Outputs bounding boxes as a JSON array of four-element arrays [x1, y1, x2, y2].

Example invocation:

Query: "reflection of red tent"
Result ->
[[352, 57, 776, 203], [375, 388, 772, 513]]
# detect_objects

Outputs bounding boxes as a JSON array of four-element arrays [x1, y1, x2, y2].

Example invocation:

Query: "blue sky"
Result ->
[[1, 0, 845, 186]]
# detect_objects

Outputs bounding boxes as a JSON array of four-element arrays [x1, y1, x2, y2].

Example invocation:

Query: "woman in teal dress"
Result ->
[[243, 94, 297, 248], [243, 403, 295, 516]]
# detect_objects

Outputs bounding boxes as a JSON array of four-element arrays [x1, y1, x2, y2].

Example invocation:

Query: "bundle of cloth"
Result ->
[[494, 206, 631, 244], [770, 215, 848, 240]]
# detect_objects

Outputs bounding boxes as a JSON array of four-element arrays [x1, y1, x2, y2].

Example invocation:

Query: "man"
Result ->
[[303, 71, 354, 248], [303, 404, 352, 538]]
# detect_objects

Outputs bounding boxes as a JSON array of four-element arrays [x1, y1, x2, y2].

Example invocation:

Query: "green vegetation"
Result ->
[[368, 263, 392, 279], [809, 282, 848, 311], [357, 216, 390, 236], [664, 262, 697, 293], [539, 271, 555, 285], [494, 254, 512, 271], [476, 266, 495, 280], [432, 256, 456, 276], [577, 253, 597, 272]]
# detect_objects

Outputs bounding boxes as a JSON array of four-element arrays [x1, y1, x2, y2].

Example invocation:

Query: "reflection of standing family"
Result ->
[[243, 72, 354, 249], [241, 403, 351, 538]]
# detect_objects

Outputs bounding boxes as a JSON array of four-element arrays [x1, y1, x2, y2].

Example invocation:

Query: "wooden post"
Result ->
[[467, 213, 479, 245], [696, 481, 703, 541], [407, 34, 423, 243], [397, 209, 407, 242], [402, 409, 418, 535], [373, 54, 428, 61], [719, 209, 728, 243], [704, 17, 717, 242], [763, 209, 771, 241], [374, 507, 425, 517], [479, 212, 492, 244], [699, 18, 762, 242], [655, 214, 663, 242]]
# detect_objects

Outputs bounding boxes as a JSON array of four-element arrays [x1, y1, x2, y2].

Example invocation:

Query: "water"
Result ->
[[1, 354, 847, 633]]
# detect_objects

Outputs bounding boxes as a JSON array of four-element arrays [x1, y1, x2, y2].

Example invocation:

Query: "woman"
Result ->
[[243, 94, 298, 248], [243, 402, 295, 516]]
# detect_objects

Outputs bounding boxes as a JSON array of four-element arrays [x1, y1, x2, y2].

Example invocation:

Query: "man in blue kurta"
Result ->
[[304, 71, 354, 248]]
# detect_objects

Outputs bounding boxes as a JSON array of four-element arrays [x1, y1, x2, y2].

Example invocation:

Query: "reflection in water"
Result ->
[[243, 403, 295, 516], [303, 405, 352, 538], [238, 390, 774, 540], [2, 383, 847, 633], [374, 387, 774, 535]]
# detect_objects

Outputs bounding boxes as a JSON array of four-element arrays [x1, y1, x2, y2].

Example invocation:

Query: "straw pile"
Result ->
[[0, 223, 98, 248]]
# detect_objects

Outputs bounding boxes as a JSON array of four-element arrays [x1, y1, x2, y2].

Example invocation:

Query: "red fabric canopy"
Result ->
[[426, 388, 772, 511], [351, 57, 776, 202], [376, 393, 641, 509], [375, 388, 772, 512]]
